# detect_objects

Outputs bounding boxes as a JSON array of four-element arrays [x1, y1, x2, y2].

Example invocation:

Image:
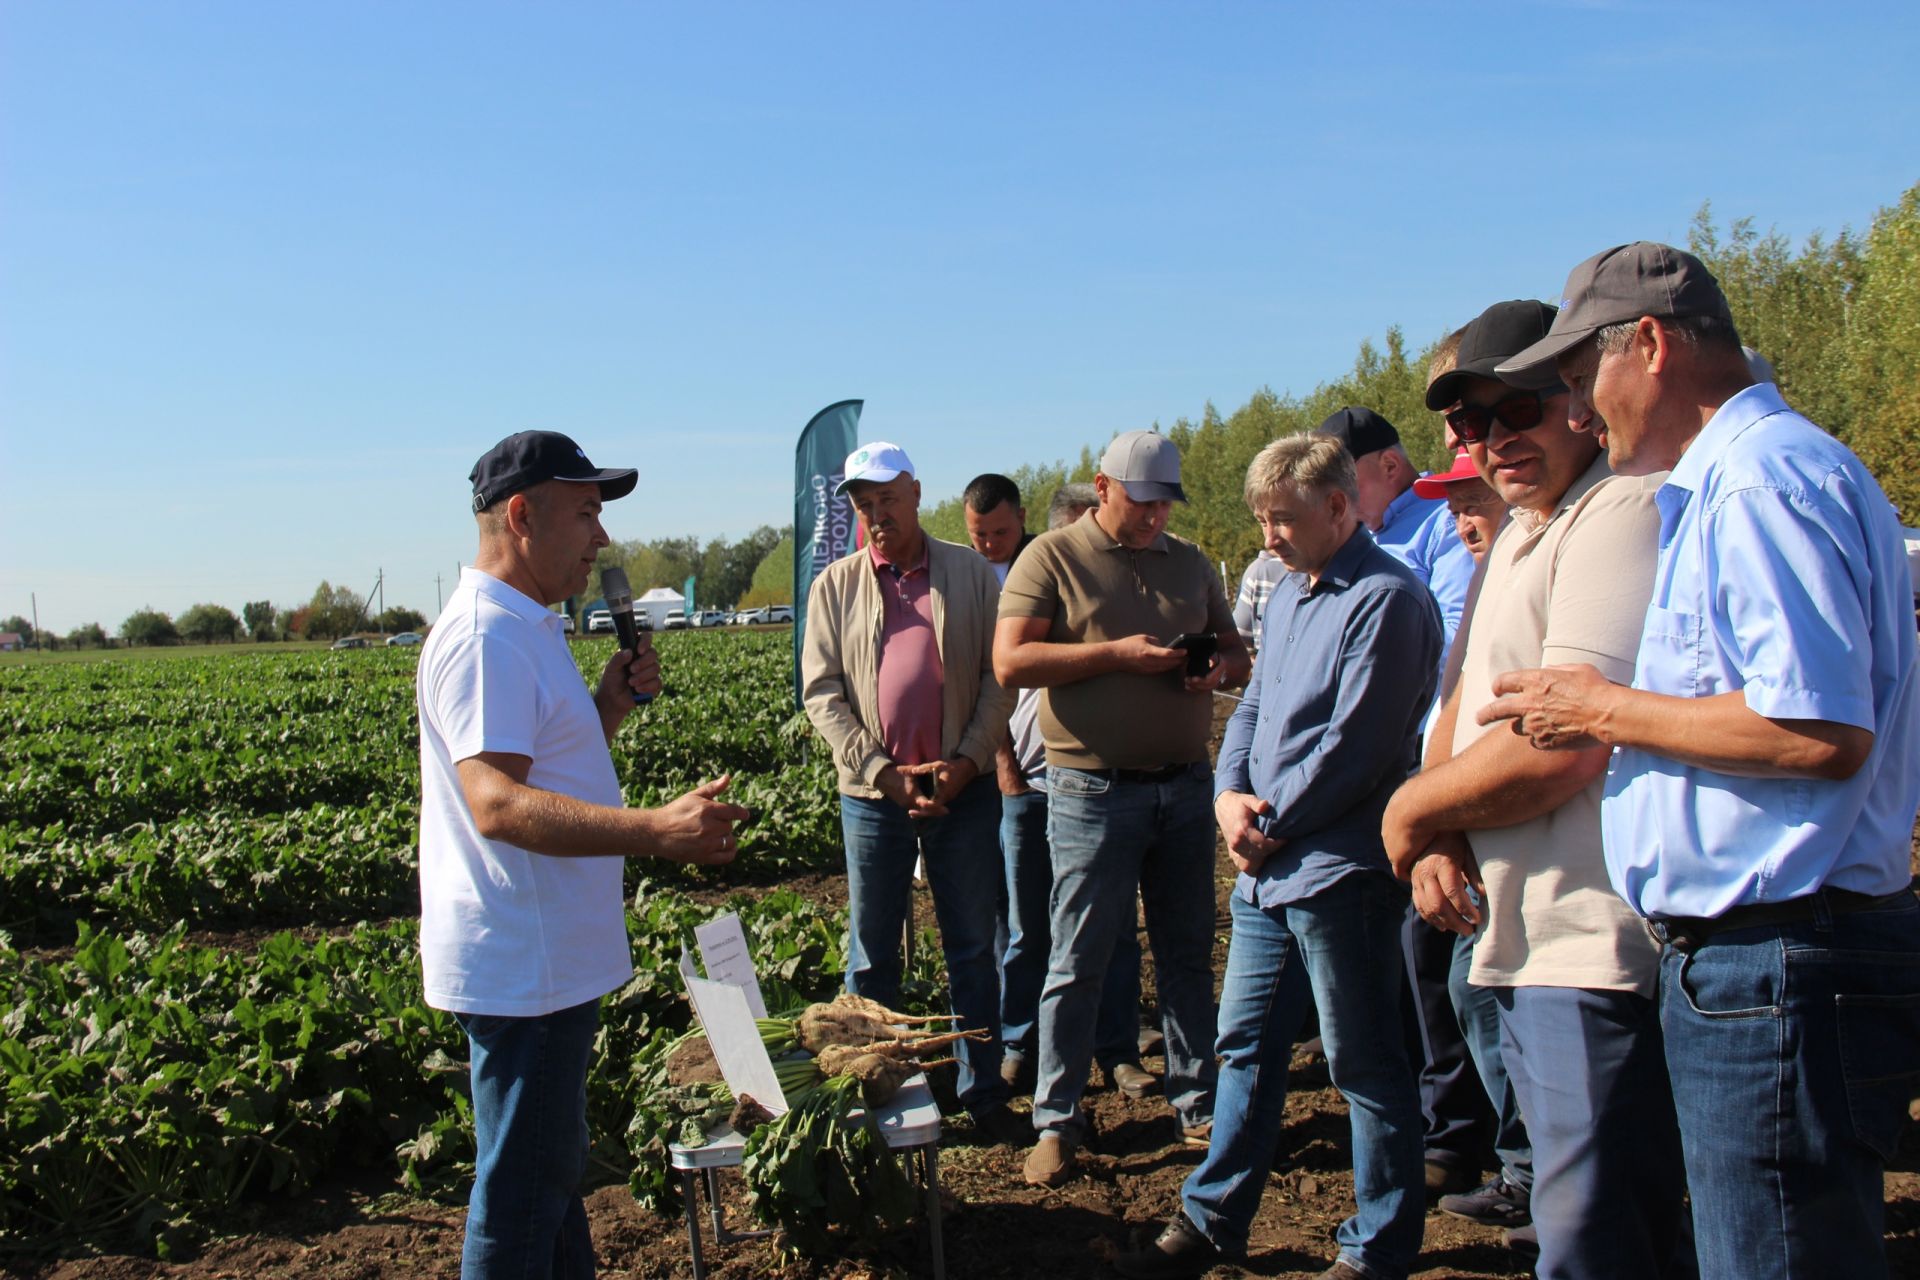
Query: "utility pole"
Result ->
[[31, 593, 40, 653], [377, 568, 386, 638], [435, 573, 444, 614]]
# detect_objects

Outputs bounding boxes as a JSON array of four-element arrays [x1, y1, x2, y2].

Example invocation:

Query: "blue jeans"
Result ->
[[1183, 875, 1424, 1276], [999, 786, 1144, 1072], [1496, 985, 1693, 1280], [1658, 891, 1920, 1280], [840, 777, 1009, 1116], [1034, 764, 1218, 1136], [1448, 933, 1531, 1192], [456, 999, 601, 1280]]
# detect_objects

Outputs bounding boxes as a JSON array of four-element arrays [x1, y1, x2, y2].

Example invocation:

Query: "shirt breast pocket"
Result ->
[[1637, 605, 1705, 696]]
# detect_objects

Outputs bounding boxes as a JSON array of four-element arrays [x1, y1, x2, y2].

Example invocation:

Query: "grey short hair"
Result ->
[[1244, 433, 1358, 508], [1048, 482, 1099, 530], [1595, 313, 1743, 358]]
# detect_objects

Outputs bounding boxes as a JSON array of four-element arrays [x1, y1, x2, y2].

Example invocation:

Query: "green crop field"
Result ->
[[0, 633, 917, 1258]]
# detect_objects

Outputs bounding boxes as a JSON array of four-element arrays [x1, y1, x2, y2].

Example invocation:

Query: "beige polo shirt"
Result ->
[[1453, 454, 1666, 994], [998, 514, 1234, 770]]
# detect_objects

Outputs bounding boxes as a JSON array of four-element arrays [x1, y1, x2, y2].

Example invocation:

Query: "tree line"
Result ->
[[914, 188, 1920, 581]]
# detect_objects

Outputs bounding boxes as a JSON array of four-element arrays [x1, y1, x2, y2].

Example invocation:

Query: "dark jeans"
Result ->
[[840, 777, 1010, 1117], [1496, 985, 1694, 1280], [1448, 932, 1532, 1191], [1401, 907, 1492, 1173], [456, 999, 601, 1280], [1659, 891, 1920, 1280], [998, 786, 1143, 1072]]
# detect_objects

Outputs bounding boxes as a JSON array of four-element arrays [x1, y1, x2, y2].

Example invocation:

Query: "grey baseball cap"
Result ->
[[1495, 242, 1733, 382], [1099, 430, 1187, 503]]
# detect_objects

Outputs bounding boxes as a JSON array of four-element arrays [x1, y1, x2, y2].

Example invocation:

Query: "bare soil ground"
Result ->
[[14, 700, 1919, 1280]]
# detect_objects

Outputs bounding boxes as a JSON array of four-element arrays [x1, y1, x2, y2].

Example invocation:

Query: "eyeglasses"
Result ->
[[1445, 386, 1564, 445]]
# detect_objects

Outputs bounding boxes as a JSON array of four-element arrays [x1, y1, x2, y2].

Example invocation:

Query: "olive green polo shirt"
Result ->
[[998, 513, 1233, 770]]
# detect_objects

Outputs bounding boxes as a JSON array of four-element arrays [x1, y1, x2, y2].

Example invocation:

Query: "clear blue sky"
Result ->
[[4, 1, 1916, 632]]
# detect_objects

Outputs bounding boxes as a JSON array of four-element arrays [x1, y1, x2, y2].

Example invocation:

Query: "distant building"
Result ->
[[0, 633, 23, 652]]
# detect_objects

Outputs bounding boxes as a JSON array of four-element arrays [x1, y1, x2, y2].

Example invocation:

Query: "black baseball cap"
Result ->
[[1315, 407, 1400, 460], [469, 431, 638, 513], [1426, 300, 1566, 409]]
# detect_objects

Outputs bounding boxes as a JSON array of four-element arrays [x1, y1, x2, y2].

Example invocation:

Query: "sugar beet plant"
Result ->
[[0, 632, 842, 945]]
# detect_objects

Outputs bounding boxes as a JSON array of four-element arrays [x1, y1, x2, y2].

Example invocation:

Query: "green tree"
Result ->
[[301, 582, 367, 640], [737, 536, 795, 608], [66, 622, 108, 649], [0, 615, 33, 644], [120, 608, 180, 646], [1834, 184, 1920, 522], [178, 603, 242, 644], [242, 600, 277, 640], [376, 606, 428, 634]]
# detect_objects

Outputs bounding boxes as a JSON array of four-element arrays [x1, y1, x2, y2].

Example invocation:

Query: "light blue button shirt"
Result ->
[[1374, 486, 1474, 653], [1602, 383, 1920, 919]]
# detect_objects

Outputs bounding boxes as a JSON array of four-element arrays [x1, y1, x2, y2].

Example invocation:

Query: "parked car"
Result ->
[[733, 607, 765, 626], [695, 609, 729, 628], [663, 610, 688, 630], [330, 636, 369, 650], [586, 609, 614, 635], [764, 605, 795, 625], [385, 632, 423, 647], [560, 613, 575, 634]]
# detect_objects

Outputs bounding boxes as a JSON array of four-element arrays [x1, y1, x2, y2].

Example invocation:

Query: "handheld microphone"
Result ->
[[598, 566, 655, 704]]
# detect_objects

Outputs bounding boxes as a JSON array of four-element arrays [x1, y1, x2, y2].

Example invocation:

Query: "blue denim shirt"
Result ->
[[1215, 526, 1442, 906], [1602, 383, 1920, 918]]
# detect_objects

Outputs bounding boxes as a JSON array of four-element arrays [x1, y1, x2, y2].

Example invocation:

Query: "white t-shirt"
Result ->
[[416, 567, 632, 1016]]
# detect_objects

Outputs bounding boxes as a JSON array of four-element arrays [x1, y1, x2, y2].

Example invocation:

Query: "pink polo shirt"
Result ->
[[870, 539, 944, 768]]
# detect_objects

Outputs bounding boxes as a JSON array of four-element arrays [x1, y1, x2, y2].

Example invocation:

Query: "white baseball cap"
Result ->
[[835, 441, 915, 495]]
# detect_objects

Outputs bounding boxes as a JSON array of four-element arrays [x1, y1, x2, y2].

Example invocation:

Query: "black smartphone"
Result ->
[[1167, 631, 1218, 677], [915, 772, 937, 799]]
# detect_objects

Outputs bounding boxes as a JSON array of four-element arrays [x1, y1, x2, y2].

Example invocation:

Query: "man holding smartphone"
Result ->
[[994, 429, 1250, 1186], [800, 441, 1025, 1144]]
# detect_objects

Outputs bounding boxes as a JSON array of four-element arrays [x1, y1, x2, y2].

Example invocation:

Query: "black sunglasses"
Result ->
[[1446, 385, 1566, 445]]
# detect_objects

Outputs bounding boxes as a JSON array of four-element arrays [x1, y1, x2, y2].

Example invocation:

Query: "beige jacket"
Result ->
[[801, 537, 1012, 798]]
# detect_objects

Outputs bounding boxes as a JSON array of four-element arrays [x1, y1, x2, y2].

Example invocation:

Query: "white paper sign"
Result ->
[[679, 945, 787, 1114], [694, 914, 768, 1018]]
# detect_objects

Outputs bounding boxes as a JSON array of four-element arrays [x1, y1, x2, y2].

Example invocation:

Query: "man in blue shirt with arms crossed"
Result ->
[[1484, 242, 1920, 1280], [1118, 433, 1440, 1280]]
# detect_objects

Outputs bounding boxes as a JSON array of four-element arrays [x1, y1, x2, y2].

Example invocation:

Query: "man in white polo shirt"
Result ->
[[419, 430, 750, 1279]]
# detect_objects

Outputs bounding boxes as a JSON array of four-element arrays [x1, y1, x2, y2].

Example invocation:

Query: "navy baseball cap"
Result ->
[[470, 431, 638, 513], [1315, 407, 1400, 460]]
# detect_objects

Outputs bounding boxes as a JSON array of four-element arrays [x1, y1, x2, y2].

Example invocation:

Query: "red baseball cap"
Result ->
[[1412, 449, 1488, 499]]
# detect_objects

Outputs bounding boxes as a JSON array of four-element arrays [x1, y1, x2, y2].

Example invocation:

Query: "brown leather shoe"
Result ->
[[1022, 1132, 1079, 1187], [1111, 1061, 1160, 1099]]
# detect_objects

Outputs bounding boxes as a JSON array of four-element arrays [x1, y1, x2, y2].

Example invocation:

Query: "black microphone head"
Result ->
[[600, 566, 633, 613]]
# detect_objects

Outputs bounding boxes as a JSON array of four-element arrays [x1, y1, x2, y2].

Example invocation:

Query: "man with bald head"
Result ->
[[1481, 243, 1920, 1280]]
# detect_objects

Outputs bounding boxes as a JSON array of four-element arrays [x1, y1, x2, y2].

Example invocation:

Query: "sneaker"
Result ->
[[973, 1105, 1033, 1148], [1180, 1119, 1212, 1147], [1110, 1061, 1160, 1099], [1112, 1213, 1219, 1280], [1503, 1223, 1540, 1265], [1022, 1132, 1079, 1187], [1438, 1175, 1531, 1228], [1138, 1025, 1165, 1058], [1000, 1053, 1036, 1094]]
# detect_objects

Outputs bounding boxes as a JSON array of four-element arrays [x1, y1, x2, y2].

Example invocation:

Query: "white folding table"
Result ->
[[668, 1073, 947, 1278]]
